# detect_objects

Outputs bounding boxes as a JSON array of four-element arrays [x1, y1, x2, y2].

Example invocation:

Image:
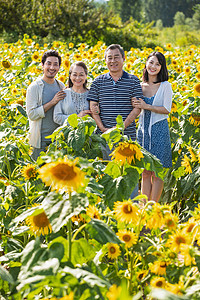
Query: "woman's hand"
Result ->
[[131, 97, 147, 109], [77, 110, 92, 117]]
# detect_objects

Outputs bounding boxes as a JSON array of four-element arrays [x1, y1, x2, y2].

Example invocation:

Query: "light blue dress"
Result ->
[[137, 95, 172, 168]]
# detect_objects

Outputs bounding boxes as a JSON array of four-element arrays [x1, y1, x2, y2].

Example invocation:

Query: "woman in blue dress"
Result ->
[[132, 52, 172, 203]]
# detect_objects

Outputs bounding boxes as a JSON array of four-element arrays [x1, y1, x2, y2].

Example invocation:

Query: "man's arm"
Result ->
[[90, 101, 109, 133], [124, 107, 141, 129]]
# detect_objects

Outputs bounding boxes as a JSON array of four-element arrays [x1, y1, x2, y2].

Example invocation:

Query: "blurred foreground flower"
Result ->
[[39, 156, 86, 193], [26, 209, 52, 236], [110, 141, 143, 165]]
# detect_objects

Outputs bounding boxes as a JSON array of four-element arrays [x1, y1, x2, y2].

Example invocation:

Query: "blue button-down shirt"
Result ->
[[87, 71, 143, 141]]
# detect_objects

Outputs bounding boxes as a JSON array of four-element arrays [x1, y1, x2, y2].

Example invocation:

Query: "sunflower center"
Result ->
[[123, 234, 131, 242], [110, 246, 116, 254], [175, 236, 186, 245], [118, 147, 135, 157], [123, 204, 133, 214], [33, 212, 49, 228], [156, 280, 164, 287], [160, 262, 167, 268], [138, 273, 144, 280], [167, 219, 175, 227], [187, 224, 195, 232], [52, 163, 76, 180]]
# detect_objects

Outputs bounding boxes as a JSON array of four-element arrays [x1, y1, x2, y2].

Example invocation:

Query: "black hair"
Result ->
[[142, 52, 168, 83], [104, 44, 125, 59], [68, 61, 88, 89], [41, 50, 61, 66]]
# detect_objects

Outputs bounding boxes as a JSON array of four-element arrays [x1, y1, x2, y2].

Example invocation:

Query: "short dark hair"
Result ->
[[68, 61, 88, 89], [104, 44, 125, 59], [143, 52, 168, 83], [41, 50, 61, 66]]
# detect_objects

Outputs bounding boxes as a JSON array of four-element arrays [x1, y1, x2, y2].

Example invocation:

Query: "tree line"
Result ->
[[0, 0, 200, 48]]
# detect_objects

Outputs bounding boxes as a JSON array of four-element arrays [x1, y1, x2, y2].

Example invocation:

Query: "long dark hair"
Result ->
[[68, 61, 88, 89], [142, 52, 168, 83]]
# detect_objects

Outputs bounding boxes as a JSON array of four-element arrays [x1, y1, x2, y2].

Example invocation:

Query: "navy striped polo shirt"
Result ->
[[87, 71, 143, 141]]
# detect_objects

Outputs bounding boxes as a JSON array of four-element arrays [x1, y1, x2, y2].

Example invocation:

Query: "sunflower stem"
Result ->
[[68, 192, 72, 262], [128, 253, 134, 294], [72, 223, 87, 241], [67, 218, 72, 262]]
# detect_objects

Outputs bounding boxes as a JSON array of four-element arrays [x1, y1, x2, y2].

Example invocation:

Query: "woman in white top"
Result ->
[[54, 61, 91, 125], [132, 52, 173, 203]]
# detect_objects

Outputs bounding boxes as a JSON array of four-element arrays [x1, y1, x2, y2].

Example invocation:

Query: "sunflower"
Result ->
[[106, 284, 121, 300], [181, 85, 187, 92], [114, 200, 139, 224], [110, 141, 143, 165], [73, 54, 82, 61], [22, 164, 37, 180], [195, 73, 200, 80], [180, 244, 195, 266], [181, 155, 192, 174], [187, 146, 197, 162], [166, 43, 172, 50], [60, 292, 74, 300], [107, 243, 121, 259], [63, 59, 70, 70], [166, 230, 190, 252], [150, 276, 166, 289], [71, 214, 85, 224], [11, 88, 18, 96], [31, 51, 40, 62], [26, 209, 52, 236], [194, 83, 200, 96], [136, 270, 148, 281], [164, 213, 178, 230], [39, 156, 86, 193], [25, 39, 32, 46], [86, 205, 100, 220], [58, 75, 66, 83], [149, 261, 168, 275], [117, 229, 137, 248], [171, 102, 177, 113], [165, 281, 184, 295], [1, 60, 11, 69], [183, 217, 198, 235], [189, 113, 200, 126], [68, 42, 74, 48], [146, 203, 165, 230]]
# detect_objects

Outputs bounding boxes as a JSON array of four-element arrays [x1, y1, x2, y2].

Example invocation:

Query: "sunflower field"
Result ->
[[0, 35, 200, 300]]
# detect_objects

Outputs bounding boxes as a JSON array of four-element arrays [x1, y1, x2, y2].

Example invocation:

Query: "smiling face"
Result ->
[[146, 55, 161, 78], [70, 65, 87, 89], [42, 56, 60, 83], [105, 48, 125, 75]]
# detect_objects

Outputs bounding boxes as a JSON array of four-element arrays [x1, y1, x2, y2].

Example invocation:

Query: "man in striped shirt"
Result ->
[[87, 44, 143, 142]]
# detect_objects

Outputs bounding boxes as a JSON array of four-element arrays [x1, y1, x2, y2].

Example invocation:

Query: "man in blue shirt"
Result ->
[[87, 44, 143, 141], [87, 44, 143, 198]]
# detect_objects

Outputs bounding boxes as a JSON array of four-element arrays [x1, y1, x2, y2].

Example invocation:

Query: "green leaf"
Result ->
[[71, 238, 96, 265], [62, 265, 110, 288], [49, 239, 66, 262], [68, 113, 78, 128], [68, 128, 85, 151], [150, 288, 187, 299], [86, 219, 121, 244], [0, 265, 14, 284], [99, 166, 140, 208], [42, 192, 89, 232]]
